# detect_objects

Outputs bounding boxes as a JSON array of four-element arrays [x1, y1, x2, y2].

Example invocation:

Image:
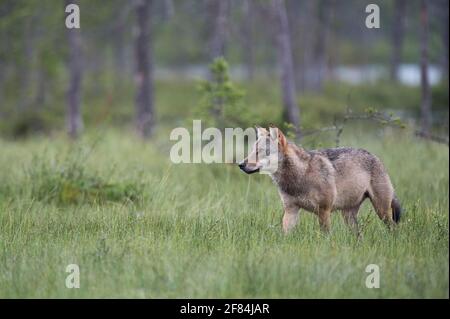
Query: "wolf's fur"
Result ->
[[239, 127, 401, 234]]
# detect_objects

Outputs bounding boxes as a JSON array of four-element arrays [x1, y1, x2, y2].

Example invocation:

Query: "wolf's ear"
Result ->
[[255, 126, 268, 137], [269, 126, 277, 140], [269, 127, 287, 150]]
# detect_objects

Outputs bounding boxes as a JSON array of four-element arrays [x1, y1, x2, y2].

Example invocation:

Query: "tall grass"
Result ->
[[0, 128, 447, 298]]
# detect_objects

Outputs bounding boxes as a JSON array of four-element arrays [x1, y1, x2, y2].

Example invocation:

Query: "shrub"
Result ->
[[193, 57, 260, 129], [0, 111, 52, 139], [28, 152, 143, 205]]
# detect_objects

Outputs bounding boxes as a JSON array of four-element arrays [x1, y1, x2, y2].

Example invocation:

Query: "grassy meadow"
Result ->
[[0, 80, 448, 298]]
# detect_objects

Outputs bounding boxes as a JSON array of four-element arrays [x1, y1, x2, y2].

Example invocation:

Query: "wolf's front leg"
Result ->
[[282, 206, 300, 234], [342, 208, 361, 237], [318, 208, 332, 233]]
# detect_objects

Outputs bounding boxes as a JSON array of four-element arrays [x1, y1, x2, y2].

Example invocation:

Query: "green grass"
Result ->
[[0, 127, 448, 298]]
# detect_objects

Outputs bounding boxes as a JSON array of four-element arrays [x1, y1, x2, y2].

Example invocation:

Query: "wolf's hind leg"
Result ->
[[342, 207, 360, 237]]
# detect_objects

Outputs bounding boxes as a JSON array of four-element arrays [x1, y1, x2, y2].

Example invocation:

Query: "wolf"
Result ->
[[238, 126, 401, 234]]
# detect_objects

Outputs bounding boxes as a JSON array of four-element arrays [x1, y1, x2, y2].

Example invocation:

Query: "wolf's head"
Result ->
[[238, 126, 287, 174]]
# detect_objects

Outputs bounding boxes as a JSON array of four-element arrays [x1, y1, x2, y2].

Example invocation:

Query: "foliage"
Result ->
[[0, 111, 51, 139], [193, 58, 259, 129], [27, 150, 143, 205]]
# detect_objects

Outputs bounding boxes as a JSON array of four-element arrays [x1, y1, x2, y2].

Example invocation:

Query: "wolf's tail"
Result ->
[[391, 195, 402, 223]]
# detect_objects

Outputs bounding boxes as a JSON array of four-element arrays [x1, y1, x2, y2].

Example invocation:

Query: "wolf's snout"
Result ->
[[238, 161, 260, 174]]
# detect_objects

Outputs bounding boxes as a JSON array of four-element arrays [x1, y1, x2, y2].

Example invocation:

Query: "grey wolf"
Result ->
[[238, 126, 401, 234]]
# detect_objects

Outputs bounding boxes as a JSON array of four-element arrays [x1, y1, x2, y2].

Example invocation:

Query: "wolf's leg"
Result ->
[[368, 175, 395, 228], [342, 207, 360, 237], [282, 206, 299, 234], [368, 162, 396, 228], [369, 191, 395, 228], [318, 208, 332, 233]]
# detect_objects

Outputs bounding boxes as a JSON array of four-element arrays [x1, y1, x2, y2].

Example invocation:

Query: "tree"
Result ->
[[310, 0, 332, 92], [438, 0, 449, 81], [419, 0, 432, 134], [390, 0, 406, 82], [294, 0, 332, 93], [113, 3, 132, 81], [209, 0, 228, 60], [17, 17, 36, 111], [163, 0, 175, 21], [242, 0, 254, 80], [66, 0, 83, 139], [194, 58, 256, 129], [272, 0, 300, 135], [134, 0, 154, 138], [299, 0, 317, 92]]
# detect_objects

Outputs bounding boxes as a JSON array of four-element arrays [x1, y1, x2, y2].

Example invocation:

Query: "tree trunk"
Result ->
[[209, 0, 228, 59], [298, 0, 331, 92], [420, 0, 432, 134], [295, 0, 313, 93], [34, 67, 47, 109], [113, 24, 126, 85], [66, 0, 83, 139], [163, 0, 174, 21], [327, 0, 338, 82], [302, 0, 316, 92], [439, 0, 449, 81], [390, 0, 406, 82], [311, 0, 331, 92], [17, 17, 37, 111], [113, 2, 134, 89], [272, 0, 300, 135], [134, 0, 154, 138], [0, 64, 5, 114], [242, 0, 254, 80]]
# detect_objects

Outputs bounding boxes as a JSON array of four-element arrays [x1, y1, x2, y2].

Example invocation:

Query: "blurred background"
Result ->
[[0, 0, 448, 142]]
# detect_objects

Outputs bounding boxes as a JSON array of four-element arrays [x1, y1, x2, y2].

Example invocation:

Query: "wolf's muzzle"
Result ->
[[238, 162, 260, 174]]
